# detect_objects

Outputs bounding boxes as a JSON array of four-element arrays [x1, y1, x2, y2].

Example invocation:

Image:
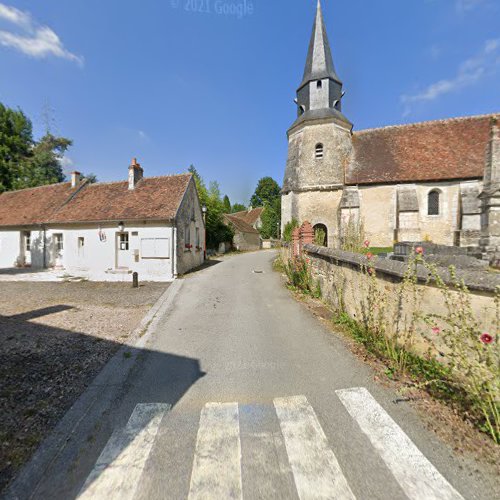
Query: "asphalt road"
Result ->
[[9, 251, 498, 500]]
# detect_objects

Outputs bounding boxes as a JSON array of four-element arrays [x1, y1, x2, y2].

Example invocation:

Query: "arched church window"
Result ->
[[315, 143, 324, 159], [317, 80, 322, 89], [428, 190, 440, 215]]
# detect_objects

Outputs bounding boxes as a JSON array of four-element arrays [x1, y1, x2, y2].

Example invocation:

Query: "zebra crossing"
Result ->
[[77, 388, 464, 500]]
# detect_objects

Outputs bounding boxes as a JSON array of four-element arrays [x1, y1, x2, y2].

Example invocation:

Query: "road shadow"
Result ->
[[182, 258, 222, 276], [0, 306, 204, 497]]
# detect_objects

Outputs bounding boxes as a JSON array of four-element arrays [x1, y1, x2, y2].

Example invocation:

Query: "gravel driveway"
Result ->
[[0, 281, 168, 493]]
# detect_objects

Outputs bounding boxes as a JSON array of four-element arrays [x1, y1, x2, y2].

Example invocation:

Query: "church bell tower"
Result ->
[[281, 0, 353, 243]]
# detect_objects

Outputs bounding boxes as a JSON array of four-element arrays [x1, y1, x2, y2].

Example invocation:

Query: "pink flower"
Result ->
[[368, 267, 375, 276], [480, 333, 494, 345], [432, 326, 441, 335], [366, 252, 374, 260], [364, 240, 370, 248], [415, 246, 424, 255]]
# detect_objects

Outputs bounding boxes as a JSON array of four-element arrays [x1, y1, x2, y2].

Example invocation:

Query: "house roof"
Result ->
[[223, 214, 259, 235], [50, 174, 192, 223], [0, 182, 75, 226], [347, 114, 497, 185], [0, 173, 192, 227], [230, 207, 264, 226]]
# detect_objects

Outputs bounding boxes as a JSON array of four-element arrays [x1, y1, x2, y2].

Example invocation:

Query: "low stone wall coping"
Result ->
[[303, 244, 500, 294]]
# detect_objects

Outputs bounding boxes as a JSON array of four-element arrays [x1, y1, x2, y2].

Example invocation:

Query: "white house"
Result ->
[[0, 159, 205, 281]]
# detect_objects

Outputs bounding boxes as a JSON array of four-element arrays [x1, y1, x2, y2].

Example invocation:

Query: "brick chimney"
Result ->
[[71, 171, 81, 188], [128, 158, 144, 190]]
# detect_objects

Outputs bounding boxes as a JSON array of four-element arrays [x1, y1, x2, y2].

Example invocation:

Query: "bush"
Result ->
[[283, 218, 299, 243]]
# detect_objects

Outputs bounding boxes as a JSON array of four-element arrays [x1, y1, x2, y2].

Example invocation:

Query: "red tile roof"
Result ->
[[0, 182, 74, 226], [230, 207, 264, 226], [347, 114, 496, 185], [50, 175, 192, 223], [0, 174, 192, 227], [223, 214, 259, 234]]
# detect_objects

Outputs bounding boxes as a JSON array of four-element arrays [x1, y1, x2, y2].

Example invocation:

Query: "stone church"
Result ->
[[282, 1, 500, 255]]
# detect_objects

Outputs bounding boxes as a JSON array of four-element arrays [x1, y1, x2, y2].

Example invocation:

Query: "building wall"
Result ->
[[176, 178, 205, 276], [283, 179, 481, 250], [282, 190, 343, 247], [53, 222, 175, 281], [0, 229, 22, 268], [233, 231, 261, 251]]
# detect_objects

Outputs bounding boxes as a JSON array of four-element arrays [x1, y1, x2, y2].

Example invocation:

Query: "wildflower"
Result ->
[[366, 252, 374, 260], [432, 326, 441, 335], [480, 333, 494, 344], [415, 246, 424, 255], [364, 240, 370, 248], [368, 267, 375, 276]]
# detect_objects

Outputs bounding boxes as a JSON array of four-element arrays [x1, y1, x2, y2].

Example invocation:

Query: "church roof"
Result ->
[[347, 114, 497, 185], [0, 173, 192, 227], [299, 0, 341, 90]]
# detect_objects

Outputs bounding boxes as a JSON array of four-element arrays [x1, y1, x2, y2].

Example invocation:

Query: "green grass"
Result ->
[[368, 247, 393, 255]]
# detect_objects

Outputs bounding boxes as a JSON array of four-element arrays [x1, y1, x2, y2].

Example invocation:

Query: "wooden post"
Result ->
[[132, 272, 139, 288]]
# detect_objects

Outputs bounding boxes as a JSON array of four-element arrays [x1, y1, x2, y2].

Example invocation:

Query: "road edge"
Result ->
[[5, 280, 184, 500]]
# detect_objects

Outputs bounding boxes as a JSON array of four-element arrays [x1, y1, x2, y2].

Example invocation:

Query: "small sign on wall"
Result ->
[[140, 238, 170, 259]]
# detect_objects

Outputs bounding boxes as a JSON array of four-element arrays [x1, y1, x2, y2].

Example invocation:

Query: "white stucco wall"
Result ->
[[53, 222, 176, 281], [0, 230, 21, 268]]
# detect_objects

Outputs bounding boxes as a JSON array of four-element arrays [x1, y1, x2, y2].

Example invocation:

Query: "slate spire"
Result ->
[[300, 0, 341, 89]]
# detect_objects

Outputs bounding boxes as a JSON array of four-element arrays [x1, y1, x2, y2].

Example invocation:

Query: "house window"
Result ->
[[315, 143, 324, 159], [78, 237, 85, 256], [428, 190, 440, 215], [317, 80, 322, 89], [185, 223, 191, 249], [24, 231, 31, 252], [196, 227, 200, 248], [119, 233, 129, 250], [54, 233, 64, 251]]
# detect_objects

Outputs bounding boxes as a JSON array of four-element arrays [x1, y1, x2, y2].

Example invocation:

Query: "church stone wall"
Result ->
[[359, 185, 396, 247]]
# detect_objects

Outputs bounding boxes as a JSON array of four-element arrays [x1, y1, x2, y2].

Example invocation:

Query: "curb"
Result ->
[[5, 280, 184, 500]]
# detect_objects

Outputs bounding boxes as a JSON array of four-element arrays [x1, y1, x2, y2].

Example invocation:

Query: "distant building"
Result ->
[[223, 209, 262, 251], [282, 1, 500, 255], [0, 159, 205, 281]]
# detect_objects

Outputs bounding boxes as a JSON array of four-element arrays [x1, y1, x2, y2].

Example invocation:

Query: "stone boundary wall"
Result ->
[[303, 244, 500, 294], [299, 244, 499, 353]]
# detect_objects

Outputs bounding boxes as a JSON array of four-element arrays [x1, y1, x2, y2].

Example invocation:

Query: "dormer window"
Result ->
[[315, 143, 324, 159], [317, 80, 322, 89]]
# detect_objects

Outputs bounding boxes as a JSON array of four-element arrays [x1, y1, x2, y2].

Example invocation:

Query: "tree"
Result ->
[[260, 197, 281, 239], [15, 133, 71, 190], [231, 203, 247, 213], [0, 103, 32, 192], [250, 177, 281, 207], [83, 173, 98, 184], [223, 195, 231, 214], [0, 102, 73, 192], [188, 165, 233, 249]]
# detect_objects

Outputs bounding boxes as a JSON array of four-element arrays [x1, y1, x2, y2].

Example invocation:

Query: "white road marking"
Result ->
[[77, 403, 169, 500], [188, 402, 242, 500], [274, 395, 355, 500], [336, 387, 464, 500]]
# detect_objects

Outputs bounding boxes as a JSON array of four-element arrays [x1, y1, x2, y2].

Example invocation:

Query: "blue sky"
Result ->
[[0, 0, 499, 204]]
